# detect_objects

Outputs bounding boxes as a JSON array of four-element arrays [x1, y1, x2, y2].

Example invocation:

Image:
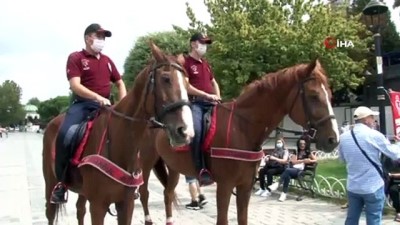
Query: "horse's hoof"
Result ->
[[144, 221, 153, 225]]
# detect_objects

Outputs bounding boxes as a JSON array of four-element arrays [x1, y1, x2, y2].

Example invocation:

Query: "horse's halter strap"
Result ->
[[145, 62, 191, 128], [287, 77, 335, 139]]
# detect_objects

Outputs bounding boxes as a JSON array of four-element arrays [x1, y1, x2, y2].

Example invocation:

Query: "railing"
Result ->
[[314, 149, 340, 160], [289, 175, 347, 199]]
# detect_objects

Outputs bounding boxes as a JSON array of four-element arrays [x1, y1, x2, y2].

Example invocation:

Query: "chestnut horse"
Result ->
[[42, 43, 195, 225], [138, 59, 340, 225]]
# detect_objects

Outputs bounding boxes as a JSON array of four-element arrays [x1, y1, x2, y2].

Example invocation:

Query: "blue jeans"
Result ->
[[190, 101, 213, 172], [345, 186, 385, 225], [55, 100, 100, 181], [280, 168, 300, 193]]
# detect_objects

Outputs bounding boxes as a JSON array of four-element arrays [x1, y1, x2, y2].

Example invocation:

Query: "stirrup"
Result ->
[[198, 169, 214, 186]]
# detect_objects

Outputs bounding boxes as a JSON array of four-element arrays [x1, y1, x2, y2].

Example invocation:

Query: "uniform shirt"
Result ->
[[183, 55, 215, 94], [66, 49, 121, 98]]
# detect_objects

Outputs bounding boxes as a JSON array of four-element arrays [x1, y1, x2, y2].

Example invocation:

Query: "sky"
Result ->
[[0, 0, 399, 104]]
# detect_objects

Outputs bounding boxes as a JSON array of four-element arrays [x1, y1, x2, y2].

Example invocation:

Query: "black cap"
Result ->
[[84, 23, 112, 37], [190, 32, 212, 44]]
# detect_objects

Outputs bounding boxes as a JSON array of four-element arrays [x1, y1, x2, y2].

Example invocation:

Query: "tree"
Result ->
[[173, 0, 371, 99], [0, 80, 25, 126], [122, 31, 188, 89], [27, 97, 41, 107], [37, 96, 70, 122], [394, 0, 400, 8]]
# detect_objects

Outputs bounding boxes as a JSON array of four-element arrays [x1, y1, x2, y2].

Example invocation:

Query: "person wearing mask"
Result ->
[[183, 32, 221, 186], [339, 106, 400, 225], [50, 23, 127, 204], [255, 137, 289, 197], [268, 137, 317, 202]]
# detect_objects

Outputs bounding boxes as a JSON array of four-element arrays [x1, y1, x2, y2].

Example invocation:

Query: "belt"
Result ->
[[189, 95, 209, 102]]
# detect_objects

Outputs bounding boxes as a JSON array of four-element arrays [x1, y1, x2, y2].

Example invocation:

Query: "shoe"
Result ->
[[50, 182, 68, 204], [260, 190, 271, 197], [254, 188, 264, 196], [268, 182, 279, 192], [199, 169, 214, 187], [278, 193, 287, 202], [185, 200, 202, 210], [198, 194, 208, 206]]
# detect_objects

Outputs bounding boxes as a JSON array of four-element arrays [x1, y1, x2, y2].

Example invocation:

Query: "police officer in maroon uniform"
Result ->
[[51, 23, 127, 204], [183, 33, 221, 186]]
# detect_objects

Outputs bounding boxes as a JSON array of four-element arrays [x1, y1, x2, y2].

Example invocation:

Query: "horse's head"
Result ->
[[285, 59, 340, 152], [137, 42, 194, 147]]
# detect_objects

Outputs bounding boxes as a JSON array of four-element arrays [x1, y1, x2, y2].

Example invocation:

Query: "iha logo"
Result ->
[[323, 36, 354, 49]]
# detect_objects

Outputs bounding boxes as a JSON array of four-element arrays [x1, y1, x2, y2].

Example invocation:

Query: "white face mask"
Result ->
[[91, 39, 105, 53], [276, 143, 283, 148], [196, 43, 207, 56]]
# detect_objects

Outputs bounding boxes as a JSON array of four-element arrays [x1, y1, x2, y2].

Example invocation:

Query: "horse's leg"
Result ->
[[45, 182, 56, 225], [115, 195, 135, 225], [89, 201, 109, 225], [235, 182, 253, 225], [216, 182, 233, 225], [164, 168, 180, 225], [139, 169, 153, 225], [76, 194, 87, 225]]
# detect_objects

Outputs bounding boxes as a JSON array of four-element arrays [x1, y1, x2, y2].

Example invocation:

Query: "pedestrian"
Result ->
[[184, 176, 208, 210], [339, 106, 400, 225]]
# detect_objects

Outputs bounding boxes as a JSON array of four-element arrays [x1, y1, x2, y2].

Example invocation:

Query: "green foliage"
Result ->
[[0, 80, 25, 126], [37, 96, 70, 122], [173, 0, 371, 99], [27, 97, 41, 107], [123, 31, 189, 89]]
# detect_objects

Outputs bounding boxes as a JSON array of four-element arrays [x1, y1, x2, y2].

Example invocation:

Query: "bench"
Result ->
[[294, 162, 318, 201]]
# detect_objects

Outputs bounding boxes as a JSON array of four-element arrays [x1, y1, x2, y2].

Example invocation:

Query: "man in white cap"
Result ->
[[339, 106, 400, 225]]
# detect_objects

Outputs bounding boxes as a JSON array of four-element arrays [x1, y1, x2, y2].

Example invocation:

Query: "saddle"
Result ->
[[174, 105, 217, 152], [65, 110, 100, 165]]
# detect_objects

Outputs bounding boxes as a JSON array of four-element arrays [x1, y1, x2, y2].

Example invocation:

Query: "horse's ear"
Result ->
[[176, 54, 185, 65], [305, 58, 318, 76], [148, 40, 164, 62]]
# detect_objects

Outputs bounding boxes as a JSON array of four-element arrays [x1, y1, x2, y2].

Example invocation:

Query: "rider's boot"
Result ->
[[50, 182, 68, 204]]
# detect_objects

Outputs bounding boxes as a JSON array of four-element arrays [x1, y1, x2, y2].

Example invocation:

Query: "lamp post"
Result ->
[[362, 0, 388, 135]]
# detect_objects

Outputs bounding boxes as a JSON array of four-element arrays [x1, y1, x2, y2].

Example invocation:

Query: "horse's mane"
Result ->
[[238, 61, 329, 101]]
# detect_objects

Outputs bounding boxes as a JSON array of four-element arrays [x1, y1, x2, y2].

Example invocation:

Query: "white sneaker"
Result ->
[[278, 193, 287, 202], [260, 190, 271, 197], [254, 188, 264, 196], [268, 182, 279, 192]]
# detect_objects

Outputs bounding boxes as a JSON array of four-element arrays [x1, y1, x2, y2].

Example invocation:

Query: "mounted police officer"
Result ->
[[183, 32, 221, 186], [51, 23, 127, 204]]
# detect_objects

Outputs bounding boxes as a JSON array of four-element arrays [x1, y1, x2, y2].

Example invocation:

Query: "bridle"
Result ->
[[287, 76, 336, 140], [104, 61, 191, 128], [145, 61, 191, 128]]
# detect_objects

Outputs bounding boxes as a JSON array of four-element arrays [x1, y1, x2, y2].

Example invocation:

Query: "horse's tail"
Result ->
[[152, 158, 180, 207], [54, 203, 67, 224]]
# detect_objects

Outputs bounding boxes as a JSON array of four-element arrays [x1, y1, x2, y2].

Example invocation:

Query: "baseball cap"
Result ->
[[84, 23, 112, 37], [190, 32, 212, 44], [353, 106, 379, 120]]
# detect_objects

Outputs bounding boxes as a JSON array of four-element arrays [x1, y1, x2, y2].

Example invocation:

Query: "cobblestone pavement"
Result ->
[[0, 133, 395, 225]]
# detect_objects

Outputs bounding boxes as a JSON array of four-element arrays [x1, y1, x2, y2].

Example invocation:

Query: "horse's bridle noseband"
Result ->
[[288, 76, 336, 139], [104, 61, 191, 128], [145, 62, 191, 128]]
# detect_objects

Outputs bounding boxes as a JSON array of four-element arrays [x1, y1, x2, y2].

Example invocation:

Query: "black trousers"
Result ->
[[258, 165, 285, 190], [389, 180, 400, 213]]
